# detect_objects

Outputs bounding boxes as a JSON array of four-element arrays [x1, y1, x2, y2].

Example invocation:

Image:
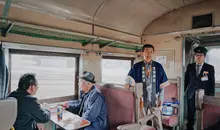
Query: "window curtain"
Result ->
[[0, 48, 9, 99], [185, 39, 198, 67]]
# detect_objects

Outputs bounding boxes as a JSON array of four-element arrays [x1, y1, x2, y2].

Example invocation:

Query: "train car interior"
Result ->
[[1, 0, 220, 130]]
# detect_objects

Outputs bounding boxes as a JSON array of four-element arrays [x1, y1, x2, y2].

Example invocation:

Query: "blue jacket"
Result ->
[[7, 89, 51, 130], [67, 86, 109, 130], [128, 61, 169, 93]]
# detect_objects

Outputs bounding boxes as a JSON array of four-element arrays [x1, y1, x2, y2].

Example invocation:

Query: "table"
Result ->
[[49, 106, 90, 130]]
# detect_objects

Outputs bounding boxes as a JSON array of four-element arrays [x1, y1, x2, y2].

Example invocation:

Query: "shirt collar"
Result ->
[[144, 60, 152, 65], [17, 88, 31, 96], [196, 62, 204, 67], [84, 85, 95, 95]]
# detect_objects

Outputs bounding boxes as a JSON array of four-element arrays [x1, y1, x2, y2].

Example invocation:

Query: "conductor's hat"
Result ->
[[194, 46, 208, 55]]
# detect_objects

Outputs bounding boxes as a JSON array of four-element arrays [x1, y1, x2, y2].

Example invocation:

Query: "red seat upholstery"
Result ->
[[163, 83, 178, 102], [96, 84, 135, 130], [162, 115, 178, 127], [203, 104, 220, 129], [162, 83, 179, 127]]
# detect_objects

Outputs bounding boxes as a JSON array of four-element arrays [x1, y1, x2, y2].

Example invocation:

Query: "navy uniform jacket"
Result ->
[[128, 61, 169, 94], [7, 89, 51, 130], [67, 86, 109, 130], [185, 63, 215, 99]]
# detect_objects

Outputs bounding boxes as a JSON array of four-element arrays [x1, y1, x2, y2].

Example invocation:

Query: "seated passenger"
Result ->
[[66, 72, 109, 130], [7, 73, 51, 130]]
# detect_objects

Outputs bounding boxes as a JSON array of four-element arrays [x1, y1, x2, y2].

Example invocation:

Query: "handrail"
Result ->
[[203, 96, 220, 107]]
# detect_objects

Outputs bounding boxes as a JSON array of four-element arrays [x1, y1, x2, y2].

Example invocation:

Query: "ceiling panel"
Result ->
[[94, 0, 168, 35], [0, 0, 207, 36], [10, 0, 104, 22], [154, 0, 205, 9], [154, 0, 184, 9]]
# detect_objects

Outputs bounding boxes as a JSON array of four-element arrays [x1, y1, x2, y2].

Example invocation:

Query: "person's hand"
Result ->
[[156, 99, 162, 108], [36, 123, 46, 130], [41, 102, 50, 110], [124, 83, 130, 90], [62, 101, 69, 109]]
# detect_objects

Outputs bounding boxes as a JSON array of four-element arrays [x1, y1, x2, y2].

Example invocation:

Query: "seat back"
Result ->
[[96, 84, 135, 127], [163, 83, 178, 102], [0, 97, 17, 130], [161, 79, 180, 127], [203, 103, 220, 129]]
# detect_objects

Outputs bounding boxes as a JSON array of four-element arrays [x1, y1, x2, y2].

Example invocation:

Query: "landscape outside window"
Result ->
[[10, 53, 76, 99]]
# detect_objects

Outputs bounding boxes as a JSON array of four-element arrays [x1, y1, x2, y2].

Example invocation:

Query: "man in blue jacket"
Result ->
[[8, 73, 51, 130], [66, 71, 109, 130], [125, 44, 169, 110]]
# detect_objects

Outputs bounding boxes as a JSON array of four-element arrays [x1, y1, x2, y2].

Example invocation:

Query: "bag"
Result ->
[[162, 102, 174, 116], [162, 98, 179, 116]]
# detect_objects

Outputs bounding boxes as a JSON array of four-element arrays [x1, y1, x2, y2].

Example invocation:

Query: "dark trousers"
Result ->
[[187, 94, 196, 130]]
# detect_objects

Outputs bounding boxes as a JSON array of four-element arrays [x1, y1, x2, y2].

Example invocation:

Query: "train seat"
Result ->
[[0, 97, 17, 130], [202, 104, 220, 129], [96, 84, 135, 130], [97, 83, 156, 130], [162, 83, 179, 128]]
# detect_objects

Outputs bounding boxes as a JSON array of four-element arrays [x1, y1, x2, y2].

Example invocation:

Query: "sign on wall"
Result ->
[[153, 50, 175, 70]]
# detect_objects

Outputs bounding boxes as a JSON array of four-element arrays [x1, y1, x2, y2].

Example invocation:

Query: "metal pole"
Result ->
[[179, 37, 186, 130], [1, 0, 12, 23]]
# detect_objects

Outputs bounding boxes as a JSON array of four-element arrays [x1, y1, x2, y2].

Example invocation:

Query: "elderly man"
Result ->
[[66, 71, 109, 130], [7, 73, 51, 130]]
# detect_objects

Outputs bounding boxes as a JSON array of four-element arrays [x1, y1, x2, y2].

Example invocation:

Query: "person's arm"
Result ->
[[66, 98, 83, 114], [125, 65, 136, 89], [208, 65, 215, 96], [28, 98, 51, 123], [82, 94, 103, 122]]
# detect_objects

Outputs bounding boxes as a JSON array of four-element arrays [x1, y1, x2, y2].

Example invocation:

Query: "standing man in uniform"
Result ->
[[125, 44, 169, 111], [185, 46, 215, 130]]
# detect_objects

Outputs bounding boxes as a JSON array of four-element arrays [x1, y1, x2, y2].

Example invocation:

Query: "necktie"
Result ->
[[196, 64, 201, 76]]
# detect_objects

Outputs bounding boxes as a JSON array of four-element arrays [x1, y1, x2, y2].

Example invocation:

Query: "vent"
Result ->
[[192, 13, 213, 29]]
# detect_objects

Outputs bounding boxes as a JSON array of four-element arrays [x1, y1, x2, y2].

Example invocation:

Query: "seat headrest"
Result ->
[[0, 97, 17, 130]]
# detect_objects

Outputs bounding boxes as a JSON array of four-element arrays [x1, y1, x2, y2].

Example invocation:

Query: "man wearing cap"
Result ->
[[66, 71, 109, 130], [185, 46, 215, 130], [125, 44, 169, 111]]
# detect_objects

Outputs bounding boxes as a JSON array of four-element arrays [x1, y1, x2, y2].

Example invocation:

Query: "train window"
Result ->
[[10, 52, 78, 100], [101, 57, 132, 85], [206, 48, 220, 83]]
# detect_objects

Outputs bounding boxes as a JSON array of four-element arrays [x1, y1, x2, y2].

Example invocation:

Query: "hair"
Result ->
[[18, 73, 37, 90], [83, 71, 88, 75], [142, 44, 155, 51]]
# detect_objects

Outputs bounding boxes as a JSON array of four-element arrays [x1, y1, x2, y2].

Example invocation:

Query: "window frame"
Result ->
[[205, 46, 220, 88], [8, 49, 80, 103], [101, 56, 134, 85]]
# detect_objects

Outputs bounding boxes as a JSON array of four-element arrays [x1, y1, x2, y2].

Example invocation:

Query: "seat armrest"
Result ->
[[117, 123, 138, 130], [171, 104, 179, 108], [139, 114, 154, 125]]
